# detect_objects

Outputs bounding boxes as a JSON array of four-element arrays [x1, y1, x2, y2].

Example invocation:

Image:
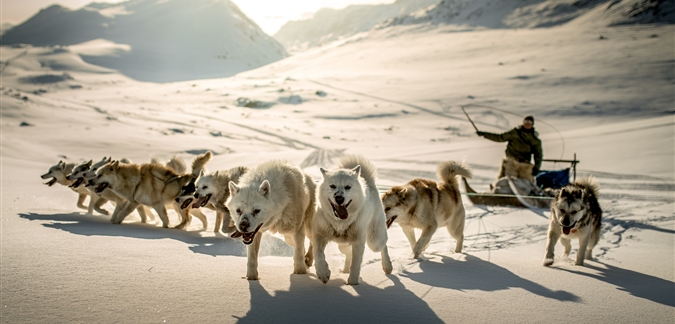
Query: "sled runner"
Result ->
[[463, 155, 579, 208]]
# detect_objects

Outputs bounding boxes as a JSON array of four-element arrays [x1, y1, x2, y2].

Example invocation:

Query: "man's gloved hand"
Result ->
[[532, 167, 540, 176], [476, 131, 485, 137]]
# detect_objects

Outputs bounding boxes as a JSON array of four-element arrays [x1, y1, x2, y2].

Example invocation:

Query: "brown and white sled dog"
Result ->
[[543, 177, 602, 267], [41, 160, 94, 211], [381, 160, 472, 258], [313, 155, 392, 285], [73, 157, 153, 222], [226, 160, 316, 280], [90, 153, 211, 228], [178, 166, 248, 234]]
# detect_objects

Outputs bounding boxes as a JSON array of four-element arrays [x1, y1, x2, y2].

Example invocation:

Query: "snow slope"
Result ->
[[1, 0, 287, 82], [1, 2, 673, 323], [273, 0, 439, 52], [385, 0, 675, 28]]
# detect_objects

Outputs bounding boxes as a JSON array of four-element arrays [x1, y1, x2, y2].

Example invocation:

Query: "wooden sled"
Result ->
[[462, 177, 525, 208]]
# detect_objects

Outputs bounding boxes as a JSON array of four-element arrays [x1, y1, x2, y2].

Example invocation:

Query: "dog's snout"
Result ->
[[194, 192, 200, 199], [239, 220, 250, 232], [87, 179, 94, 186], [335, 195, 345, 205]]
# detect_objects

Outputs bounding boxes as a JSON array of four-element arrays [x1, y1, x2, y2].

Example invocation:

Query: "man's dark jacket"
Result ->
[[481, 126, 543, 172]]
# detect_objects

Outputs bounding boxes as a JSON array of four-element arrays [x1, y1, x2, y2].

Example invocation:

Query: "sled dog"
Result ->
[[226, 160, 316, 280], [159, 154, 212, 230], [75, 157, 153, 222], [543, 177, 602, 266], [42, 160, 94, 211], [66, 159, 110, 215], [178, 166, 248, 234], [90, 153, 211, 228], [313, 155, 392, 285], [381, 160, 472, 258]]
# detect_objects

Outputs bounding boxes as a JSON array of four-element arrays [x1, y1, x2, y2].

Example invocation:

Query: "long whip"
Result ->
[[461, 105, 479, 132]]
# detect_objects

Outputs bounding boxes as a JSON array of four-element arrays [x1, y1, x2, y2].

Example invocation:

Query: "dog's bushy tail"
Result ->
[[573, 176, 600, 198], [338, 154, 378, 190], [166, 156, 187, 174], [437, 160, 473, 186], [191, 151, 213, 176], [227, 166, 248, 181]]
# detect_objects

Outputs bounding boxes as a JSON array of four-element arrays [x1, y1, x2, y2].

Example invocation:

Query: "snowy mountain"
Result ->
[[1, 0, 287, 82], [383, 0, 675, 29], [273, 0, 439, 52]]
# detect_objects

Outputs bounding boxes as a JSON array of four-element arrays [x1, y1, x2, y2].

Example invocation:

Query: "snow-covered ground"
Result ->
[[1, 2, 674, 322]]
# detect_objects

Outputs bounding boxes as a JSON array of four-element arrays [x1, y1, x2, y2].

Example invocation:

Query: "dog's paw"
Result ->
[[304, 256, 313, 268], [382, 261, 393, 274], [96, 208, 110, 215], [293, 267, 308, 275], [244, 275, 260, 280], [316, 269, 331, 284], [345, 276, 360, 285], [413, 254, 429, 261], [543, 258, 554, 267], [574, 260, 585, 266]]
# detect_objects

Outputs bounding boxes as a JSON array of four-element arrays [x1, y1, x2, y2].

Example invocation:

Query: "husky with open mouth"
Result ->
[[74, 157, 153, 222], [380, 160, 472, 258], [177, 166, 247, 234], [89, 153, 211, 228], [41, 160, 95, 211], [67, 158, 113, 216], [226, 160, 316, 280], [543, 177, 602, 267], [313, 155, 392, 285]]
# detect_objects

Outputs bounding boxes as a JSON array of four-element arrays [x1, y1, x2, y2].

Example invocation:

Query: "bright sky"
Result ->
[[0, 0, 395, 35]]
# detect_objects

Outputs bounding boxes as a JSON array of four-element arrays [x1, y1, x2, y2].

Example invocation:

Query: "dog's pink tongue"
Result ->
[[335, 205, 349, 220], [192, 196, 207, 209], [563, 226, 571, 235]]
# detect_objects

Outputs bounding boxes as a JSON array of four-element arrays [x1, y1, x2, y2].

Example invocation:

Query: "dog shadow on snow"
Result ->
[[401, 255, 579, 302], [18, 212, 293, 258], [235, 274, 444, 323], [555, 262, 675, 307]]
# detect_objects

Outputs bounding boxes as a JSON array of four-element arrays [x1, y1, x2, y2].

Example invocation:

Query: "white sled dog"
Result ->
[[381, 160, 472, 258], [313, 155, 392, 285], [178, 166, 248, 234], [41, 160, 95, 211], [543, 177, 602, 266], [226, 160, 316, 280]]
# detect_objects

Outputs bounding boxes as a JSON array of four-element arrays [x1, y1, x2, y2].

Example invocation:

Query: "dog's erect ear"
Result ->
[[395, 187, 408, 199], [111, 160, 120, 170], [58, 160, 65, 170], [213, 170, 219, 177], [199, 169, 205, 178], [351, 165, 361, 178], [106, 157, 112, 163], [229, 181, 239, 195], [258, 180, 271, 198], [86, 160, 93, 168], [320, 168, 328, 178]]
